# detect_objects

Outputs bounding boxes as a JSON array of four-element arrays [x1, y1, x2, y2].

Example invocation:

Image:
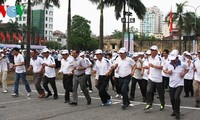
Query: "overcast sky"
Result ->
[[1, 0, 200, 35]]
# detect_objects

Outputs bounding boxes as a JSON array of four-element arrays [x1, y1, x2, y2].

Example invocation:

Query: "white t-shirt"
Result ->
[[57, 54, 62, 61], [133, 59, 142, 79], [30, 57, 44, 73], [194, 58, 200, 81], [84, 58, 92, 75], [164, 60, 188, 88], [148, 55, 162, 83], [114, 57, 135, 78], [184, 60, 194, 80], [43, 56, 56, 78], [93, 58, 111, 76], [14, 54, 26, 73], [0, 55, 9, 72], [59, 57, 74, 74], [142, 59, 149, 80], [161, 57, 170, 77]]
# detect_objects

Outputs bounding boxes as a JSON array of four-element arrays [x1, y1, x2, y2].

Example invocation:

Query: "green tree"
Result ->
[[104, 0, 146, 47], [0, 0, 6, 4], [110, 30, 123, 39], [24, 0, 60, 68], [183, 12, 195, 51], [165, 1, 187, 53], [46, 41, 62, 50], [71, 15, 97, 50]]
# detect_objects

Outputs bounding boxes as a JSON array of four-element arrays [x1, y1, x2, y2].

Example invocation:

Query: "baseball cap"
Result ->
[[150, 45, 158, 51], [118, 47, 127, 53], [169, 50, 179, 60], [61, 50, 69, 55], [42, 48, 50, 53], [95, 49, 103, 54], [146, 50, 151, 55], [132, 53, 139, 58]]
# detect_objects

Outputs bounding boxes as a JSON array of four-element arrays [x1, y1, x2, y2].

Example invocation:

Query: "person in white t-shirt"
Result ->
[[161, 49, 170, 90], [163, 50, 188, 119], [183, 52, 194, 97], [0, 49, 9, 93], [27, 49, 45, 98], [11, 47, 31, 97], [193, 51, 200, 107], [145, 45, 165, 111], [58, 50, 74, 103], [109, 47, 135, 109], [42, 48, 58, 100]]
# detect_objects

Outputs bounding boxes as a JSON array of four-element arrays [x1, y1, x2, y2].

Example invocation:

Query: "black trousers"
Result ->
[[162, 76, 169, 89], [85, 74, 92, 90], [130, 77, 147, 99], [43, 76, 58, 96], [115, 77, 121, 94], [63, 74, 73, 101], [169, 86, 183, 114], [146, 79, 165, 106], [98, 75, 111, 104], [184, 79, 193, 96]]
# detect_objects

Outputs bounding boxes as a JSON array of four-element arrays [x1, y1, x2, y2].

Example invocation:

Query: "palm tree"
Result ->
[[166, 1, 188, 53], [104, 0, 146, 47], [89, 0, 104, 50], [0, 0, 6, 4], [24, 0, 60, 68], [67, 0, 71, 50], [183, 12, 195, 51]]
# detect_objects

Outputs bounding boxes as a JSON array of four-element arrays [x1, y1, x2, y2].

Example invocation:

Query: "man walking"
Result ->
[[58, 50, 74, 103], [93, 49, 112, 106], [144, 45, 165, 111], [11, 47, 31, 97], [109, 47, 135, 109], [27, 49, 45, 98], [42, 48, 58, 100], [69, 50, 91, 105]]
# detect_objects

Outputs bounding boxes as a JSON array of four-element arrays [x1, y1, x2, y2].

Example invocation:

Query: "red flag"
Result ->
[[13, 33, 17, 43], [169, 7, 173, 32], [0, 32, 5, 43], [18, 33, 23, 42], [6, 32, 10, 41]]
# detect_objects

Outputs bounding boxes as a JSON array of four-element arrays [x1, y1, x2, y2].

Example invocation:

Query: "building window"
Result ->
[[46, 17, 48, 21], [19, 17, 22, 21], [24, 9, 27, 14], [23, 17, 26, 21], [49, 18, 53, 22], [112, 44, 115, 49], [45, 31, 47, 34], [46, 24, 48, 28], [49, 11, 53, 15], [49, 24, 53, 29], [49, 31, 52, 35], [46, 10, 48, 14], [16, 18, 18, 21]]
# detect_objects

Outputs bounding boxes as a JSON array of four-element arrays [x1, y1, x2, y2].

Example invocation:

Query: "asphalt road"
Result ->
[[0, 77, 200, 120]]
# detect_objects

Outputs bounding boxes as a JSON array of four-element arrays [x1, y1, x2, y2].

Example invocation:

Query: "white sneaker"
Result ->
[[2, 90, 8, 93], [11, 93, 19, 97], [89, 90, 93, 93], [27, 92, 31, 97], [121, 95, 123, 99], [115, 94, 120, 98], [80, 91, 83, 93]]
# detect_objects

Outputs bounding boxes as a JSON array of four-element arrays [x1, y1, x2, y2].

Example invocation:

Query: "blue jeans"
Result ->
[[14, 72, 31, 94], [119, 75, 131, 106]]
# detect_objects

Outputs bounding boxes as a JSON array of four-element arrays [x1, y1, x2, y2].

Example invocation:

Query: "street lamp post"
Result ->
[[127, 0, 130, 52], [187, 5, 200, 52]]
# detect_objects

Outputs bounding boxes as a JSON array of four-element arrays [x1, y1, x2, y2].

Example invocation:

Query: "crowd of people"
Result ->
[[0, 45, 200, 119]]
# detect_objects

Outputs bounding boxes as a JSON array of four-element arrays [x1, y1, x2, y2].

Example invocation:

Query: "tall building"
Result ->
[[16, 3, 53, 41], [140, 6, 163, 35]]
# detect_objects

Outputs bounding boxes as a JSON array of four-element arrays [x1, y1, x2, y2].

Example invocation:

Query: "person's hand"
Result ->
[[149, 63, 154, 68], [168, 70, 173, 75]]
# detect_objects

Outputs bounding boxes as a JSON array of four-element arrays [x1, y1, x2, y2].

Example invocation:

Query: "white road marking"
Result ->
[[2, 88, 200, 111]]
